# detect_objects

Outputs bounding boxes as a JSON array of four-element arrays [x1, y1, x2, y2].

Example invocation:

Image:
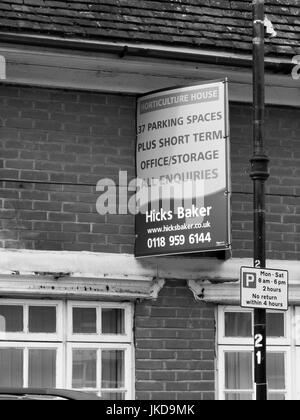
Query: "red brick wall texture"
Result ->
[[135, 280, 215, 400], [0, 85, 299, 260]]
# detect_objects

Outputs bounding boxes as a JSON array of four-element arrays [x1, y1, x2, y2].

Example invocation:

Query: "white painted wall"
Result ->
[[0, 44, 299, 107], [0, 249, 298, 283]]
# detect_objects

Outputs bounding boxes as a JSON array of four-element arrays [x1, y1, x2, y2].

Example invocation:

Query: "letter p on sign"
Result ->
[[243, 272, 257, 289], [0, 56, 6, 80]]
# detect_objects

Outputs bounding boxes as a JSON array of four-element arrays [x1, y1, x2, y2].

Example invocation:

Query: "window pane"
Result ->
[[268, 393, 285, 401], [72, 349, 97, 389], [267, 352, 285, 390], [0, 348, 23, 387], [102, 350, 125, 389], [225, 312, 252, 337], [225, 352, 253, 390], [28, 349, 56, 388], [29, 306, 56, 333], [267, 313, 285, 337], [102, 309, 125, 334], [101, 392, 125, 400], [225, 392, 253, 400], [73, 308, 97, 334], [0, 306, 23, 333]]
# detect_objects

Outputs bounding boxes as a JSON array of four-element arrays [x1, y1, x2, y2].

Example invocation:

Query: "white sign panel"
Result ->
[[241, 267, 289, 311], [135, 79, 231, 257]]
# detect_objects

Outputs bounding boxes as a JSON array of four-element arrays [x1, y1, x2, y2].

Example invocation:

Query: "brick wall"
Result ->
[[0, 85, 299, 259], [0, 85, 136, 253], [135, 280, 215, 400], [230, 104, 300, 260]]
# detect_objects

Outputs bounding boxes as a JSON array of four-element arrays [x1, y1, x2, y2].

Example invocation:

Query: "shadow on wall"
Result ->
[[0, 191, 40, 249]]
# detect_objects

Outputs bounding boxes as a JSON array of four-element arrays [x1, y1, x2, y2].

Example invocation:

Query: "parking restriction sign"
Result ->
[[240, 267, 288, 311]]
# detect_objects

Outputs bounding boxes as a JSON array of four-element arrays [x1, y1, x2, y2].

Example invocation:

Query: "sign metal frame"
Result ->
[[135, 79, 231, 258], [240, 266, 289, 312]]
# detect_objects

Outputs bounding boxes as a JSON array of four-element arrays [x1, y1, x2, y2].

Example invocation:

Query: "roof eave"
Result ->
[[0, 31, 293, 74]]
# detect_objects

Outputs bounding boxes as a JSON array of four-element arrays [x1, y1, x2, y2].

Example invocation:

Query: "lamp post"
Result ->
[[250, 0, 269, 401]]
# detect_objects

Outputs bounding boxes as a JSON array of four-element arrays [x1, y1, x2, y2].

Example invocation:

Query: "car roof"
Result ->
[[0, 388, 101, 401]]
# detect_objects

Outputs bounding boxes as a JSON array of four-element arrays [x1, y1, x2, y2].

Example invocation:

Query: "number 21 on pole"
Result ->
[[255, 333, 263, 365], [254, 326, 266, 384]]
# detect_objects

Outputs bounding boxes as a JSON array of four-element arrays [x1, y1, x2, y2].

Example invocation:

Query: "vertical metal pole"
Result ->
[[250, 0, 269, 401]]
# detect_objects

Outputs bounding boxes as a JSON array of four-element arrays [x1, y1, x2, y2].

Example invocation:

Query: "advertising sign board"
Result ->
[[135, 80, 231, 257]]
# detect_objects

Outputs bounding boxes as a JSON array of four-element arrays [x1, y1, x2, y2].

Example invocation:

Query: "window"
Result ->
[[218, 307, 292, 400], [0, 299, 133, 400], [67, 343, 130, 400]]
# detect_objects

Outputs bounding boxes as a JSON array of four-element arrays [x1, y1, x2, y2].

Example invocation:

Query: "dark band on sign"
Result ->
[[139, 87, 220, 114]]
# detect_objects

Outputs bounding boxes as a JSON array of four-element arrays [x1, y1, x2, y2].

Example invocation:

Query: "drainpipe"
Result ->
[[250, 0, 269, 401]]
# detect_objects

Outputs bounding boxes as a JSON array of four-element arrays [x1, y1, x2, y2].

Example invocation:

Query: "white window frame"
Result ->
[[0, 298, 134, 400], [0, 341, 64, 388], [295, 349, 300, 400], [218, 344, 292, 400], [294, 308, 300, 400], [217, 306, 293, 400], [218, 306, 291, 346], [218, 347, 253, 400], [67, 301, 133, 343], [294, 308, 300, 346], [0, 299, 63, 342], [66, 342, 133, 399]]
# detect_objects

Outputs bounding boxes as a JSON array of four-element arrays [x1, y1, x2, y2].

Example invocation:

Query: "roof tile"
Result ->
[[0, 0, 298, 58]]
